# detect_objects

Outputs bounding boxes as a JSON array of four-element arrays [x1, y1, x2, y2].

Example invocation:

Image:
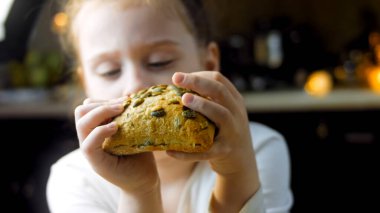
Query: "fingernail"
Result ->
[[173, 72, 184, 84], [108, 122, 117, 129], [116, 96, 127, 102], [111, 104, 123, 111], [110, 96, 127, 104], [83, 98, 92, 105], [182, 93, 194, 105]]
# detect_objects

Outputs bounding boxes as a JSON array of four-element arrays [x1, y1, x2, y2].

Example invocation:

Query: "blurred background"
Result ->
[[1, 0, 379, 212]]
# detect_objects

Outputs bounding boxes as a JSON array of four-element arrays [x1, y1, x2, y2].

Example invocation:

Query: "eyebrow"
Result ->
[[144, 39, 180, 48]]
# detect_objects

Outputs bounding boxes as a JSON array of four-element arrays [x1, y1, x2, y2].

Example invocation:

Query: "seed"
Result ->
[[143, 140, 154, 146], [137, 89, 148, 96], [151, 109, 166, 117], [123, 99, 131, 108], [200, 121, 208, 130], [151, 84, 167, 90], [152, 91, 162, 96], [174, 117, 182, 128], [133, 98, 144, 107], [169, 85, 185, 96], [169, 98, 180, 105], [151, 105, 163, 111], [140, 91, 152, 98], [151, 87, 163, 96], [182, 109, 197, 119]]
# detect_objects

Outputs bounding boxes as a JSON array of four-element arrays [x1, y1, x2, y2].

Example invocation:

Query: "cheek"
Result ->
[[83, 75, 122, 100], [150, 71, 176, 85], [180, 59, 203, 73], [181, 49, 205, 72]]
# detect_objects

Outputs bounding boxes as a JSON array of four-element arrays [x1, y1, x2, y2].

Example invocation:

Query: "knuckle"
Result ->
[[235, 92, 244, 103], [193, 96, 206, 110], [220, 106, 231, 117], [74, 105, 85, 118], [96, 104, 110, 115], [215, 82, 225, 95], [211, 71, 223, 81], [80, 141, 92, 156], [83, 98, 92, 104], [189, 74, 200, 86], [92, 125, 103, 135], [76, 118, 86, 130]]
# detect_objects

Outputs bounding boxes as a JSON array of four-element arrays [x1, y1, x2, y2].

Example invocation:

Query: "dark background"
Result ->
[[2, 111, 379, 213], [1, 0, 380, 212]]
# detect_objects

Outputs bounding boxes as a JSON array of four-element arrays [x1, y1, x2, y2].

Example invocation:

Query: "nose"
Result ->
[[121, 63, 154, 96]]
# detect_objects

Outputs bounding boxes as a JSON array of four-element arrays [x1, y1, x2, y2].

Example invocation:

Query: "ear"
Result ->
[[204, 41, 220, 71], [76, 66, 86, 89]]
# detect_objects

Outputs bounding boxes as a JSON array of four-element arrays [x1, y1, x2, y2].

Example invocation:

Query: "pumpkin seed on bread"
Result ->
[[102, 84, 216, 155]]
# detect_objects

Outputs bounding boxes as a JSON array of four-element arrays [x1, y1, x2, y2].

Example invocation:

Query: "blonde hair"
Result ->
[[60, 0, 212, 68]]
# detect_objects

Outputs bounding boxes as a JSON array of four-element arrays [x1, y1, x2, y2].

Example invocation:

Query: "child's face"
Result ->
[[76, 2, 206, 100]]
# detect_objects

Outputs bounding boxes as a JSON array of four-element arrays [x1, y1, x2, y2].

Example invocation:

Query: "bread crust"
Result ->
[[102, 85, 216, 155]]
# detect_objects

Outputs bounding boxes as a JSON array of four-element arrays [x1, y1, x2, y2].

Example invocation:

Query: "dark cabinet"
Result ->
[[250, 110, 380, 212], [1, 118, 76, 213], [1, 102, 379, 212]]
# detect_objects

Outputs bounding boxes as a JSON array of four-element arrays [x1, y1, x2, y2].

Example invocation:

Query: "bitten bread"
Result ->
[[102, 84, 216, 155]]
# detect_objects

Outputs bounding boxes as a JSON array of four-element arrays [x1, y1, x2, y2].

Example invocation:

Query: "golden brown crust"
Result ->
[[102, 84, 216, 155]]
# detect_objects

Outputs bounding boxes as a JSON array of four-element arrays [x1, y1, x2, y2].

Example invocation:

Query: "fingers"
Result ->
[[181, 93, 232, 129], [75, 102, 104, 122], [80, 122, 118, 165], [195, 71, 243, 99], [83, 96, 127, 105], [173, 71, 243, 102], [172, 72, 243, 114], [76, 103, 124, 142], [75, 97, 126, 122], [75, 97, 126, 143], [166, 138, 231, 161]]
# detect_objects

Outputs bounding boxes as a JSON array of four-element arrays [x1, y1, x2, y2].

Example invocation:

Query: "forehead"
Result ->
[[73, 0, 190, 37], [76, 3, 179, 35], [75, 2, 196, 60]]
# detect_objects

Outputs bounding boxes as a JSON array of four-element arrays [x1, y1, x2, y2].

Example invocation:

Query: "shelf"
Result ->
[[0, 100, 73, 119], [242, 88, 380, 113], [1, 88, 380, 118], [0, 88, 77, 119]]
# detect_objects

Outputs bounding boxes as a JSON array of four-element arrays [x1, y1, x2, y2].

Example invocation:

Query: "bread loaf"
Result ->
[[102, 84, 216, 155]]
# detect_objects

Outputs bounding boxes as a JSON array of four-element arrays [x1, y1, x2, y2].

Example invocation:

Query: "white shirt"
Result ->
[[46, 122, 293, 213]]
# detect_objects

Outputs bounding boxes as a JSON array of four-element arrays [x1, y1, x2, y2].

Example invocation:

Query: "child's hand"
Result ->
[[74, 97, 160, 194], [170, 71, 257, 176]]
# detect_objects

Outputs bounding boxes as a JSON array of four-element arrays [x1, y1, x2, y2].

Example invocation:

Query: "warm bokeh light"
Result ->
[[369, 32, 380, 48], [333, 66, 346, 81], [304, 70, 333, 97], [375, 45, 380, 64], [367, 66, 380, 93], [52, 12, 68, 34]]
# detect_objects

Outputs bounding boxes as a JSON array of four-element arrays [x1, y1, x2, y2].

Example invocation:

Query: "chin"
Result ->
[[153, 151, 171, 161]]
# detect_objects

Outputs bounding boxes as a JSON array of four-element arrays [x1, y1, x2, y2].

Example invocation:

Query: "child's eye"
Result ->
[[99, 69, 121, 78], [148, 60, 173, 69], [94, 61, 121, 79]]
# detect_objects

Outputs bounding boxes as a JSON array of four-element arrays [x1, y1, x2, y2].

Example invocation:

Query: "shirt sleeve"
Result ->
[[239, 186, 265, 213], [250, 122, 294, 213], [46, 151, 115, 213]]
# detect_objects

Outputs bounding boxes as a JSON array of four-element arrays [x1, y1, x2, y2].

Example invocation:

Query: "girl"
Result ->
[[47, 0, 293, 212]]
